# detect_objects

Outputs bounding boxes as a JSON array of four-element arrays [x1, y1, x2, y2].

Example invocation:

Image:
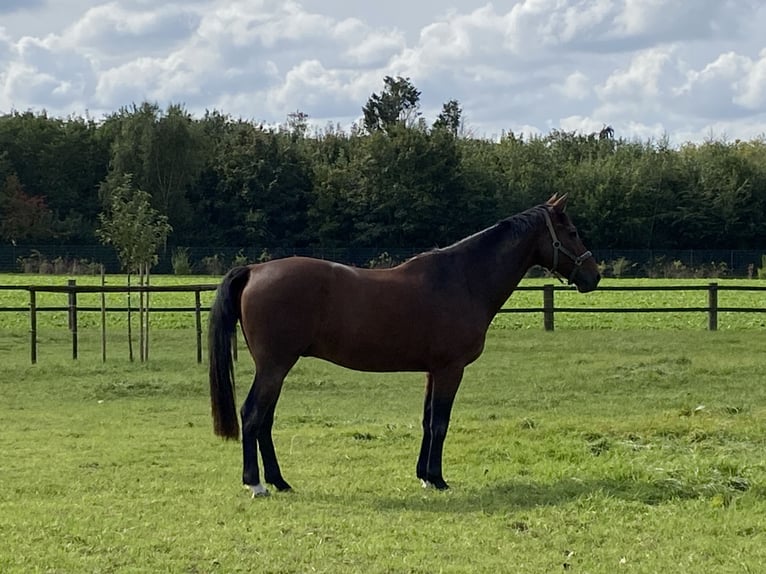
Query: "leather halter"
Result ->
[[542, 208, 593, 284]]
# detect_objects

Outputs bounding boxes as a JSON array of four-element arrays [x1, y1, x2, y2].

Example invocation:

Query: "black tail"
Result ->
[[208, 266, 252, 440]]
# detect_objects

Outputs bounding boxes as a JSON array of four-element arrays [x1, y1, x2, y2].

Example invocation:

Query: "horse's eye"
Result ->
[[569, 229, 579, 239]]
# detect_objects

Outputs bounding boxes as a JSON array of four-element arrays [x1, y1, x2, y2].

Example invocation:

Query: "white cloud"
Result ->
[[503, 0, 617, 52], [267, 59, 353, 117], [597, 47, 674, 100], [559, 114, 606, 135], [735, 48, 766, 110], [96, 53, 199, 106], [341, 24, 405, 67], [672, 52, 752, 119], [555, 71, 592, 100], [614, 0, 745, 41]]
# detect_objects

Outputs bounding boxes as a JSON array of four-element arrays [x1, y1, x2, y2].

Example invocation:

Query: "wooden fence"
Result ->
[[0, 282, 217, 364], [1, 282, 765, 364]]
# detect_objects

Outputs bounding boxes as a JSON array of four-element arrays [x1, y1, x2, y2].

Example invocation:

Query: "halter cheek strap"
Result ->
[[542, 209, 593, 284]]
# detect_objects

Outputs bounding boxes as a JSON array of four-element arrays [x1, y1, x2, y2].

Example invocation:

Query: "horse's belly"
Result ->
[[305, 318, 485, 373], [304, 334, 427, 372]]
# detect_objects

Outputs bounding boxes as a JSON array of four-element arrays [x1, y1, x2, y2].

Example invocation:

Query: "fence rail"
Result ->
[[0, 282, 764, 364]]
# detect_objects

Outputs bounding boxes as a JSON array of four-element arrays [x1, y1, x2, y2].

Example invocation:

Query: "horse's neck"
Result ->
[[461, 224, 540, 318]]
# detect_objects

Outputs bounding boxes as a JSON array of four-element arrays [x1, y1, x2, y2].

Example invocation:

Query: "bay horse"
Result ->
[[208, 194, 600, 496]]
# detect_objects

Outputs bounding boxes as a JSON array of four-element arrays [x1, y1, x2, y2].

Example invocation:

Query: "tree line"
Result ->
[[2, 76, 766, 258]]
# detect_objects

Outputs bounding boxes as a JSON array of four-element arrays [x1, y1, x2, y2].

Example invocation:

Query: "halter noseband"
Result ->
[[542, 208, 593, 284]]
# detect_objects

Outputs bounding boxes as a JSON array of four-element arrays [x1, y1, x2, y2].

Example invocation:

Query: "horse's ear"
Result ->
[[548, 193, 568, 211]]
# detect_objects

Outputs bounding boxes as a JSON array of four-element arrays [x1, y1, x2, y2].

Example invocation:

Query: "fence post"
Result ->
[[68, 279, 78, 359], [708, 282, 718, 331], [195, 289, 202, 363], [101, 266, 107, 362], [67, 279, 75, 330], [30, 288, 37, 364], [543, 284, 555, 331]]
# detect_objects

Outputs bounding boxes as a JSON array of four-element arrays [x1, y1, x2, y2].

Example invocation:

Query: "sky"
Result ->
[[1, 0, 765, 143]]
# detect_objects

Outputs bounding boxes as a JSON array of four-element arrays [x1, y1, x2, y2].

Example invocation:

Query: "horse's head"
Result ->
[[537, 194, 600, 293]]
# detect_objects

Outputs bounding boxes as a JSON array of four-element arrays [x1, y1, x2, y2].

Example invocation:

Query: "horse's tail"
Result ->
[[208, 265, 252, 440]]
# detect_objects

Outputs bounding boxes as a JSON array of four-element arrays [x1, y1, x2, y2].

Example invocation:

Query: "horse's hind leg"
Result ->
[[416, 366, 464, 490], [241, 361, 295, 496], [240, 375, 265, 496], [257, 400, 291, 491]]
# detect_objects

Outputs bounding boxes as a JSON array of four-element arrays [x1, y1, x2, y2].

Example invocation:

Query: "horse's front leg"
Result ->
[[417, 366, 464, 490], [416, 373, 434, 483]]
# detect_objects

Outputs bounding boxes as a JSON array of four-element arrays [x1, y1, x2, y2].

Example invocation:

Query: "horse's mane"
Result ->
[[439, 204, 548, 255], [399, 204, 549, 271]]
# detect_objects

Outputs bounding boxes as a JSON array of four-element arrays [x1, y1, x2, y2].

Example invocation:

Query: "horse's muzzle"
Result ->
[[574, 271, 601, 293]]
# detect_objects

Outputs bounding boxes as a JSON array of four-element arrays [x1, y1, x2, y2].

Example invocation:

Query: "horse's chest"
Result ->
[[426, 320, 487, 368]]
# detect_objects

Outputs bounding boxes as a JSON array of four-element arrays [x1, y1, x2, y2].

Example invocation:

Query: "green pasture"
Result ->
[[1, 275, 766, 572]]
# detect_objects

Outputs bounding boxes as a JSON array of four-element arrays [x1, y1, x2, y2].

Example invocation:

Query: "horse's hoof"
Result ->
[[244, 483, 270, 498], [268, 478, 293, 492], [421, 478, 450, 490]]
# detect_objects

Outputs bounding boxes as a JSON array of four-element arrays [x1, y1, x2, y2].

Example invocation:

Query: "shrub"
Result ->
[[53, 257, 69, 274], [200, 254, 224, 275], [698, 261, 729, 279], [367, 251, 397, 269], [171, 248, 192, 275], [611, 256, 635, 278], [667, 259, 692, 278], [645, 257, 692, 279], [232, 249, 249, 267], [17, 250, 43, 273], [17, 251, 101, 274]]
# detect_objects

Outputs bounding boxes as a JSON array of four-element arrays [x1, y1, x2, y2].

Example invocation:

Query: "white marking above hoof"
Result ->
[[421, 479, 435, 489], [245, 483, 270, 497]]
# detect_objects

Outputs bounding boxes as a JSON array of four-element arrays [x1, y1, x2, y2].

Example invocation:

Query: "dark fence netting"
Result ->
[[0, 244, 763, 278]]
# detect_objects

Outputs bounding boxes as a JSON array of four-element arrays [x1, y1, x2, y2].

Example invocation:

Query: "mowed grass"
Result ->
[[1, 275, 766, 572]]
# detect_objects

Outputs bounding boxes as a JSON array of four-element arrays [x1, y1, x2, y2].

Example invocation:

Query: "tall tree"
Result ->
[[305, 128, 363, 246], [348, 123, 475, 247], [97, 173, 172, 273], [97, 173, 172, 361], [362, 76, 422, 133], [182, 110, 231, 246], [433, 99, 462, 136], [103, 102, 204, 237], [0, 174, 55, 242], [0, 111, 108, 242], [212, 121, 312, 247]]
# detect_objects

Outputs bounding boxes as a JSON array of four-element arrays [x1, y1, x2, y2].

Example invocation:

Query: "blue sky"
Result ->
[[1, 0, 765, 143]]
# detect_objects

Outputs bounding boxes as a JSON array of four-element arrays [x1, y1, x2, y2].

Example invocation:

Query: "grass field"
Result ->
[[1, 275, 766, 572]]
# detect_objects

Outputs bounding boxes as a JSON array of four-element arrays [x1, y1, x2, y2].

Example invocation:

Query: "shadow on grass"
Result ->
[[367, 476, 760, 514]]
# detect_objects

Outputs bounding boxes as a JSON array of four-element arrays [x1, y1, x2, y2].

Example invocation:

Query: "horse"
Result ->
[[208, 194, 600, 496]]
